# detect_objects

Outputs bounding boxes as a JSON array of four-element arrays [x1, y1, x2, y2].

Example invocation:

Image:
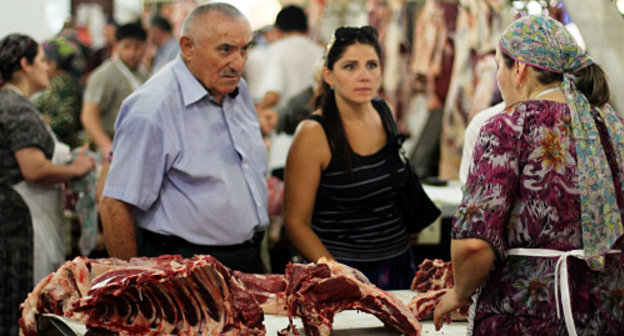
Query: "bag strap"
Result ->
[[371, 97, 406, 154]]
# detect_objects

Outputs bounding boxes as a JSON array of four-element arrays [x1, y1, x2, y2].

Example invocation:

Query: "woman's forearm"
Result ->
[[286, 220, 333, 262], [450, 238, 495, 299]]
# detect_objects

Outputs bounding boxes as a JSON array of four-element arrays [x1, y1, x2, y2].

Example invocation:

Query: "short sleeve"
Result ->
[[102, 112, 167, 211], [452, 114, 521, 261], [83, 69, 111, 109], [5, 104, 54, 158]]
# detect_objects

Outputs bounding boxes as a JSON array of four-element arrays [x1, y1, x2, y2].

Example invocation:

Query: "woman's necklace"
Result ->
[[534, 86, 561, 99]]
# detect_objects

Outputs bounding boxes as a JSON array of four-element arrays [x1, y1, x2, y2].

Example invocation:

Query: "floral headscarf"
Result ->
[[500, 15, 624, 271], [41, 36, 86, 77]]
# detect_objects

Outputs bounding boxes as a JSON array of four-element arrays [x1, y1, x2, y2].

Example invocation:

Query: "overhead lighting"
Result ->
[[512, 1, 525, 10], [526, 1, 543, 15], [617, 0, 624, 14]]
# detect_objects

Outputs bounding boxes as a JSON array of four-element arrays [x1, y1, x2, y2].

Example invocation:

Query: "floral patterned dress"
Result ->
[[453, 100, 624, 335]]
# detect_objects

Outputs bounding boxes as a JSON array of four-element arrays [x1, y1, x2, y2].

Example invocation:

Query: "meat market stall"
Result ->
[[39, 291, 468, 336], [24, 255, 466, 336]]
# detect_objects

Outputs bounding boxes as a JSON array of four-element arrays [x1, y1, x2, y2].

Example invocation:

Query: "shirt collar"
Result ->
[[173, 55, 240, 107]]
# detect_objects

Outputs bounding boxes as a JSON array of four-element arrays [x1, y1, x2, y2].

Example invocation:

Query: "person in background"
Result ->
[[256, 5, 323, 132], [85, 17, 117, 76], [147, 14, 179, 73], [434, 15, 624, 335], [0, 34, 95, 336], [244, 25, 277, 103], [100, 3, 268, 273], [33, 36, 87, 148], [457, 101, 505, 185], [81, 22, 149, 158], [284, 26, 416, 289]]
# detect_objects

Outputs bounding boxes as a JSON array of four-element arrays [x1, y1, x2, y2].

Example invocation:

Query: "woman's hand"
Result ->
[[433, 288, 471, 331], [71, 145, 95, 177]]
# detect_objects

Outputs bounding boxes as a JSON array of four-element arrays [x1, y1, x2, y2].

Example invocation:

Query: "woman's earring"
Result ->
[[330, 85, 335, 90], [514, 83, 520, 89]]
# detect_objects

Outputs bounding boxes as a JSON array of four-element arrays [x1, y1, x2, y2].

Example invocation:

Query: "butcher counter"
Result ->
[[40, 290, 467, 336], [265, 290, 467, 336]]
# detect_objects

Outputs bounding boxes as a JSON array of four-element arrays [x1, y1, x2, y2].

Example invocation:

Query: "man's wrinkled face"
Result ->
[[181, 12, 252, 103]]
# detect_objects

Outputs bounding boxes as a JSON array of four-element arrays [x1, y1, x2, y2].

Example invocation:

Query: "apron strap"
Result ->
[[508, 248, 622, 336]]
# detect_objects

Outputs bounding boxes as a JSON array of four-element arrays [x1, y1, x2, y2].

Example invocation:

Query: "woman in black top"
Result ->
[[0, 34, 95, 336], [284, 26, 415, 289]]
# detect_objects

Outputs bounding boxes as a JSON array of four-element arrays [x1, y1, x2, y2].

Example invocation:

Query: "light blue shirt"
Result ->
[[103, 55, 269, 246], [152, 37, 179, 74]]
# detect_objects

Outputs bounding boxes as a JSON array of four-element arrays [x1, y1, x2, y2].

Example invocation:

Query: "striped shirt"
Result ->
[[308, 111, 410, 262]]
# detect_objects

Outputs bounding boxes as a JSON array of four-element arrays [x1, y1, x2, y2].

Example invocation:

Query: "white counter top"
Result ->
[[265, 290, 467, 336], [42, 292, 467, 336], [422, 182, 463, 218]]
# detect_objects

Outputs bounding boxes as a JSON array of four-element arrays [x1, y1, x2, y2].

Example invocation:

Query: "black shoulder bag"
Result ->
[[372, 98, 441, 233]]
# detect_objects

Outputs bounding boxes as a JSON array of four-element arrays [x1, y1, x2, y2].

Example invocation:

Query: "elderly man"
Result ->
[[100, 3, 268, 273]]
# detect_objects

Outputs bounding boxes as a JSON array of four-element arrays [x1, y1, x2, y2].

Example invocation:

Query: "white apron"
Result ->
[[13, 129, 71, 286], [508, 248, 622, 336]]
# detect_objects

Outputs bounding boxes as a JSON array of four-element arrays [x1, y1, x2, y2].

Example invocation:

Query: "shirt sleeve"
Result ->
[[6, 104, 54, 158], [83, 69, 111, 110], [102, 110, 168, 211], [452, 113, 522, 261]]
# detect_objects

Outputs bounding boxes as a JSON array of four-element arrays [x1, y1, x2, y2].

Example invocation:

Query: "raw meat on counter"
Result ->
[[410, 259, 453, 291], [408, 288, 469, 321], [19, 257, 131, 336], [408, 259, 468, 321], [20, 255, 265, 336], [234, 271, 288, 315], [280, 258, 422, 336]]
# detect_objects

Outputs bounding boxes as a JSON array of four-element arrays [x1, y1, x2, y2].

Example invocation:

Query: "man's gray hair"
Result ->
[[181, 2, 244, 37]]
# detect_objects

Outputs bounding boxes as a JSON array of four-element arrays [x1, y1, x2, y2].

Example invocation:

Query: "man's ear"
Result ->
[[179, 35, 194, 59]]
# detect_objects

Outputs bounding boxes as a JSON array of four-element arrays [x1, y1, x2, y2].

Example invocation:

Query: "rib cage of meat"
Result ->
[[19, 255, 265, 336], [280, 258, 422, 336], [75, 255, 265, 335]]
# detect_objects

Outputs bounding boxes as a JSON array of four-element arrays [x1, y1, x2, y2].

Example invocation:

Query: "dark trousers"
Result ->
[[139, 229, 265, 274]]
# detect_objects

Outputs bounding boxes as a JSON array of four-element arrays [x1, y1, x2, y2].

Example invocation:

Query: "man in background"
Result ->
[[147, 14, 179, 73], [257, 5, 323, 132], [81, 22, 149, 157]]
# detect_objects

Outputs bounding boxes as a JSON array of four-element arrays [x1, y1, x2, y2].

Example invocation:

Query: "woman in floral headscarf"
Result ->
[[33, 35, 86, 148], [433, 15, 624, 335]]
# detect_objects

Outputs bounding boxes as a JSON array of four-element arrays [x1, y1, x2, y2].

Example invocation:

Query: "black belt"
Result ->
[[140, 229, 264, 252]]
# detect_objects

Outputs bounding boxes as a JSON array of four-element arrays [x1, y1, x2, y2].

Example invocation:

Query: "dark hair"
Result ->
[[275, 5, 307, 33], [115, 23, 147, 42], [574, 63, 610, 107], [0, 34, 38, 86], [502, 52, 610, 107], [314, 26, 381, 174], [149, 15, 172, 33]]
